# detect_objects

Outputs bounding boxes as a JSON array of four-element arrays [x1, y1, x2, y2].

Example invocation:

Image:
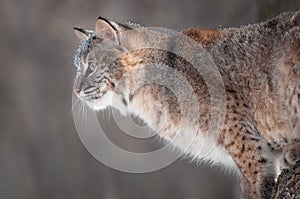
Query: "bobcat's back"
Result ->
[[183, 11, 300, 148]]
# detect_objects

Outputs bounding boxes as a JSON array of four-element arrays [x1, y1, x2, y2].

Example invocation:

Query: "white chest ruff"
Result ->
[[168, 127, 237, 169], [126, 101, 236, 169]]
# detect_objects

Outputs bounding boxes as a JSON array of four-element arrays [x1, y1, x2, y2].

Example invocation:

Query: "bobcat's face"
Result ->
[[73, 18, 138, 110]]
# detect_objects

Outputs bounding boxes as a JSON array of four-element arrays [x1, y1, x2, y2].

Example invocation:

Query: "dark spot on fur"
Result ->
[[234, 95, 239, 100], [243, 103, 249, 108], [258, 158, 267, 163], [109, 80, 115, 88], [248, 37, 254, 44], [241, 144, 245, 153], [257, 146, 262, 150], [129, 94, 134, 102], [283, 156, 289, 166], [122, 98, 128, 106], [250, 137, 260, 141], [223, 44, 230, 52], [228, 141, 235, 146], [265, 19, 278, 32], [226, 87, 236, 93]]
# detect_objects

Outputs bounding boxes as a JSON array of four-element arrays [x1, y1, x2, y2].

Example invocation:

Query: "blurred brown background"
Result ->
[[0, 0, 299, 199]]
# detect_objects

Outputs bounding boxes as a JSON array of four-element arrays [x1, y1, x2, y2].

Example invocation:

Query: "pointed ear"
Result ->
[[74, 27, 88, 40], [95, 17, 118, 40]]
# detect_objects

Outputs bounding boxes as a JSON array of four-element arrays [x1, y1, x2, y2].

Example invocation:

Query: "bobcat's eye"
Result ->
[[86, 64, 97, 76]]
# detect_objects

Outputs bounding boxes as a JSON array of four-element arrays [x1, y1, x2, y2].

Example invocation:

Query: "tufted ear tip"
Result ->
[[74, 27, 88, 40], [97, 16, 107, 21], [73, 27, 83, 31], [95, 17, 118, 40]]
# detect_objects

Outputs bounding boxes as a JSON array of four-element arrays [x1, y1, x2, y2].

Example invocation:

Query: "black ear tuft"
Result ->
[[97, 16, 117, 31], [73, 27, 87, 34], [95, 17, 118, 40], [74, 27, 89, 40]]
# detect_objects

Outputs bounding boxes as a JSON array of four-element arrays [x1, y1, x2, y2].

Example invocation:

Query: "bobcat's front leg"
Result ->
[[222, 127, 276, 199], [240, 177, 251, 199], [221, 116, 276, 199]]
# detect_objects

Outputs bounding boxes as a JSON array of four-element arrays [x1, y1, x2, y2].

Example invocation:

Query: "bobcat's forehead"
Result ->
[[74, 33, 95, 70]]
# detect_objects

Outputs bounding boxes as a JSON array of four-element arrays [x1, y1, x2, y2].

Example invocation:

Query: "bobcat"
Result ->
[[73, 11, 300, 199]]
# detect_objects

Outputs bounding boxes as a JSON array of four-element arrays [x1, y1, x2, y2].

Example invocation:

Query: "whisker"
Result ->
[[78, 100, 85, 131], [78, 100, 83, 119], [70, 97, 80, 115], [83, 102, 87, 133], [108, 106, 111, 122]]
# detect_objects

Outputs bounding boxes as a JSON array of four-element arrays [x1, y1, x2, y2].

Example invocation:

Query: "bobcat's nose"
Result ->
[[73, 84, 82, 97], [73, 78, 83, 96], [74, 87, 81, 96]]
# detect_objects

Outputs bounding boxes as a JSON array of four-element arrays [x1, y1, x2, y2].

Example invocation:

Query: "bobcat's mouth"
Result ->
[[78, 90, 114, 111]]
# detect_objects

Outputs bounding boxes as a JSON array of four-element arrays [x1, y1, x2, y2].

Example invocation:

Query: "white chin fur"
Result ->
[[85, 91, 128, 115], [83, 91, 113, 110]]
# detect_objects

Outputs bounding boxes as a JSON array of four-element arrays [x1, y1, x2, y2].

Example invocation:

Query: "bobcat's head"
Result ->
[[73, 17, 141, 112]]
